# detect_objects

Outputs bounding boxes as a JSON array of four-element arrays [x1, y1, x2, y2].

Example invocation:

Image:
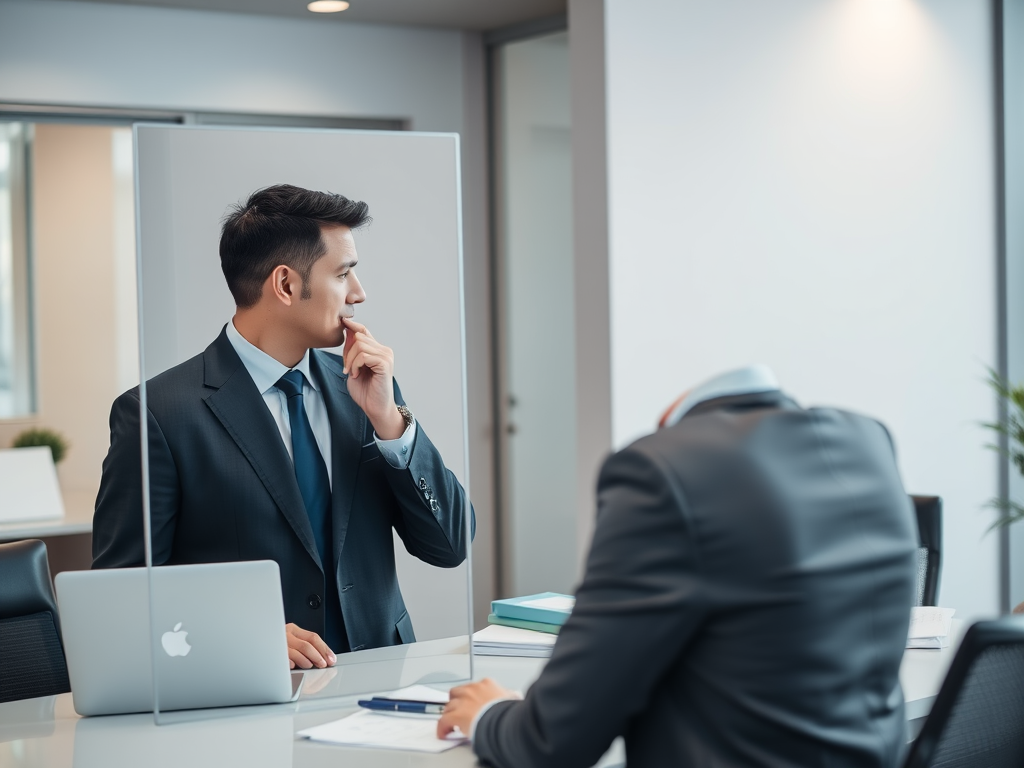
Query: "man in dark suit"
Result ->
[[440, 366, 917, 768], [93, 184, 471, 669]]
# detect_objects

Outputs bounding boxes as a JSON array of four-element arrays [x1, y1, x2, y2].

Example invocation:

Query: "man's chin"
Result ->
[[309, 331, 346, 350]]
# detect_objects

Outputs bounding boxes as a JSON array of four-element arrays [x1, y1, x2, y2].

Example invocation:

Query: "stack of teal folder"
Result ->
[[488, 592, 575, 635]]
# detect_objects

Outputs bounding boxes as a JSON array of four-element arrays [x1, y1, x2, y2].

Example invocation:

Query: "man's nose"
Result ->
[[349, 272, 366, 304]]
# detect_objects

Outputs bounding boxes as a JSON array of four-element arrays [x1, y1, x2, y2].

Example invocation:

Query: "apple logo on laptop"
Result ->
[[161, 622, 192, 657]]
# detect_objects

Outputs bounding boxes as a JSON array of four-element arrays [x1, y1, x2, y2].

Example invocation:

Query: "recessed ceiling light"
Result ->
[[307, 0, 349, 12]]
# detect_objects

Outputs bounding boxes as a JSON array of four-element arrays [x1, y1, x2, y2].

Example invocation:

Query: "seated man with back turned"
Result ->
[[440, 366, 917, 768], [93, 184, 472, 669]]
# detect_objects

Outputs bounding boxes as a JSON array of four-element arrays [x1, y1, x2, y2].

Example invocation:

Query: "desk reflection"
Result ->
[[297, 636, 470, 704], [73, 711, 294, 768]]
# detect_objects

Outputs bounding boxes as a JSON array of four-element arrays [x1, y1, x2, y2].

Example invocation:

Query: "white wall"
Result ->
[[596, 0, 999, 621], [0, 0, 463, 130]]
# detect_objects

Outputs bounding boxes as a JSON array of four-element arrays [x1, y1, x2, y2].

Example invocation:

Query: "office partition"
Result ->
[[132, 124, 472, 720]]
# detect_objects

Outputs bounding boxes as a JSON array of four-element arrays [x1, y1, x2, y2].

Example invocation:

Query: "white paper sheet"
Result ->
[[381, 684, 450, 704], [472, 625, 557, 657], [0, 446, 65, 523], [907, 607, 955, 649], [473, 625, 558, 647], [520, 595, 576, 612], [298, 710, 467, 753]]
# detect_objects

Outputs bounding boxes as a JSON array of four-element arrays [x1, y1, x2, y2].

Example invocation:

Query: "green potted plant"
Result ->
[[11, 426, 70, 465], [982, 370, 1024, 613]]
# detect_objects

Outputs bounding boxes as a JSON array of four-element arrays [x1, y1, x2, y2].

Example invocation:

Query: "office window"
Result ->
[[0, 122, 35, 418]]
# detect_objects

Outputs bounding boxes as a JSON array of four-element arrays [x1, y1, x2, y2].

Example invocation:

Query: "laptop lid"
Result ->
[[56, 561, 293, 716]]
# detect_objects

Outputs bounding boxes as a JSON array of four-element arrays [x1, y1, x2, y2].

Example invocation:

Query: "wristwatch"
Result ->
[[397, 405, 415, 430]]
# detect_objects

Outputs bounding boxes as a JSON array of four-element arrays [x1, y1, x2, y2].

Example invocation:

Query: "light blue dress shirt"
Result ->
[[225, 320, 416, 480]]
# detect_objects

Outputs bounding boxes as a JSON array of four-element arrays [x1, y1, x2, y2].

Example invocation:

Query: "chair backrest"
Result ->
[[0, 539, 71, 703], [903, 618, 1024, 768], [911, 495, 942, 606]]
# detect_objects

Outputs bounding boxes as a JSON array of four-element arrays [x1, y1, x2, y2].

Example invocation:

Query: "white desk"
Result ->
[[0, 629, 961, 768], [0, 489, 96, 579], [0, 489, 95, 541]]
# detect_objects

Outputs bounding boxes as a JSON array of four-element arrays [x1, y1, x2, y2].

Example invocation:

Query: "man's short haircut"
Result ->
[[220, 184, 371, 308]]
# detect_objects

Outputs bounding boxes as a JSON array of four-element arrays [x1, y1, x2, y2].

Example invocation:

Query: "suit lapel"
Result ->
[[311, 351, 365, 568], [202, 330, 323, 570]]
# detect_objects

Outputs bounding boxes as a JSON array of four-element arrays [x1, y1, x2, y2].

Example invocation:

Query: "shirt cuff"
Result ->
[[470, 694, 522, 742], [374, 419, 417, 468]]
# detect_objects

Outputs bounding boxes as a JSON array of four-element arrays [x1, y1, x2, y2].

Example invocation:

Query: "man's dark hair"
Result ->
[[220, 184, 370, 308]]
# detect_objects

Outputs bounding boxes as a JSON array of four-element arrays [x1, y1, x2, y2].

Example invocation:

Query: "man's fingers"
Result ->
[[295, 639, 326, 667], [436, 711, 458, 738], [285, 624, 336, 668], [309, 633, 336, 665], [344, 334, 391, 370], [447, 683, 470, 700], [289, 648, 313, 670], [345, 350, 392, 381], [343, 316, 367, 334], [344, 334, 374, 375], [343, 316, 372, 339]]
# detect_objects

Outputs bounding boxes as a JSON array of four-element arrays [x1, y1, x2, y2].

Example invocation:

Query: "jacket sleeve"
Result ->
[[92, 388, 181, 568], [473, 445, 703, 768], [380, 379, 475, 568]]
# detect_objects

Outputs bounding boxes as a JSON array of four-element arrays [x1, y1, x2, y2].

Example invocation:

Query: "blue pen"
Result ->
[[357, 698, 445, 715]]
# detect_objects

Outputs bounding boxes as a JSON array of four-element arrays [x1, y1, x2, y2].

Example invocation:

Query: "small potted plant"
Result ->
[[11, 427, 70, 465], [982, 370, 1024, 613]]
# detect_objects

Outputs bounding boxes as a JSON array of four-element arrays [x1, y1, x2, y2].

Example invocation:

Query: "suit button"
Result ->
[[307, 594, 322, 609]]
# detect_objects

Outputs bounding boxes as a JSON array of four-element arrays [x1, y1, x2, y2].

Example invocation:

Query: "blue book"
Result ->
[[491, 592, 575, 626], [487, 613, 561, 635]]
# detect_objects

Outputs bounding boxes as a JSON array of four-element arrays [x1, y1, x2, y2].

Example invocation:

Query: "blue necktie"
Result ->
[[275, 370, 346, 651]]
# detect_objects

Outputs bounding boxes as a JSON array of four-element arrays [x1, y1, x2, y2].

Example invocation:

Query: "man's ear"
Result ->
[[266, 265, 298, 307]]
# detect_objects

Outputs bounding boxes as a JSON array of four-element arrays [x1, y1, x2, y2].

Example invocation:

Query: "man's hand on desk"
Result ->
[[285, 623, 336, 669], [437, 678, 517, 739]]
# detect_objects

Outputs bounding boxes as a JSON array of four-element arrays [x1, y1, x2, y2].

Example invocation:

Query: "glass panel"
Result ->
[[0, 122, 36, 417], [132, 125, 473, 722]]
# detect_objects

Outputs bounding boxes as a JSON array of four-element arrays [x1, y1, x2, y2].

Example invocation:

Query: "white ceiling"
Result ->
[[58, 0, 567, 31]]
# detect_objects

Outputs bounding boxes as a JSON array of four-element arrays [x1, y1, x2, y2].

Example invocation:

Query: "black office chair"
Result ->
[[904, 618, 1024, 768], [0, 539, 71, 703], [911, 495, 942, 607]]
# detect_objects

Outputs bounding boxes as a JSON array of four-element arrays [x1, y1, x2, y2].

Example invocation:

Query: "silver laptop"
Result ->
[[55, 560, 296, 716]]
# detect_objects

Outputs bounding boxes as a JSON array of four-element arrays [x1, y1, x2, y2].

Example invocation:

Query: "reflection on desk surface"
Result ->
[[73, 710, 294, 768], [298, 636, 471, 703]]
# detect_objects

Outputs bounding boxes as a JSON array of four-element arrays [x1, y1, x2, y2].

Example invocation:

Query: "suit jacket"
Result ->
[[92, 328, 471, 652], [475, 391, 918, 768]]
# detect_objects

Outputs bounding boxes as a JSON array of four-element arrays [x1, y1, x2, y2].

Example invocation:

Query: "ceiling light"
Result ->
[[307, 0, 349, 12]]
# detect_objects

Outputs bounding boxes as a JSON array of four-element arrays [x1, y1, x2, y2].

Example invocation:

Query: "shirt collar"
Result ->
[[225, 320, 319, 395], [662, 365, 780, 427]]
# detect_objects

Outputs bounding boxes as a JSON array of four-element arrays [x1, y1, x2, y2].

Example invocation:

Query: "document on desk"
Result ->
[[472, 624, 557, 657], [907, 607, 956, 649], [297, 685, 466, 753]]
